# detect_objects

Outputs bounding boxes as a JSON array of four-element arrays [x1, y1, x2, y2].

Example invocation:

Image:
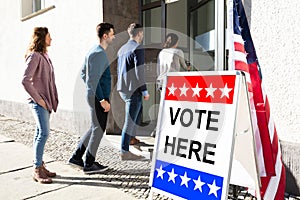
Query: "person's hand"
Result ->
[[144, 94, 150, 101], [100, 100, 110, 112], [187, 65, 191, 71], [38, 99, 47, 110]]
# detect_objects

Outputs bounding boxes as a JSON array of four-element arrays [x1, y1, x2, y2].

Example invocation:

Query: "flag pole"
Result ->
[[215, 0, 226, 71], [227, 0, 234, 71]]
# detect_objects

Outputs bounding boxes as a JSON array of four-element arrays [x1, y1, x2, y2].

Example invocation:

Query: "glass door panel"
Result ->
[[189, 0, 215, 71], [143, 7, 162, 45]]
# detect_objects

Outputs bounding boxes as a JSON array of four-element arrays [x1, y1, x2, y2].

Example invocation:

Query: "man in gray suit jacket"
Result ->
[[117, 23, 150, 160]]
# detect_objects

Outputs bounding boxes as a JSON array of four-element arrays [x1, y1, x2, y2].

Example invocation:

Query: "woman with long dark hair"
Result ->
[[157, 33, 190, 88], [22, 27, 58, 183]]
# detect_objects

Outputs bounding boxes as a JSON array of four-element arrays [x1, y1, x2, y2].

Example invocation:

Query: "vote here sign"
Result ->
[[150, 72, 240, 200]]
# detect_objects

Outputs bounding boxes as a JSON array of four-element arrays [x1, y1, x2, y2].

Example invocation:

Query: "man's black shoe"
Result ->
[[83, 162, 108, 174], [68, 157, 84, 169]]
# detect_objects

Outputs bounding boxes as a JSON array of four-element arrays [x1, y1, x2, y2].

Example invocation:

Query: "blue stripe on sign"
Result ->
[[152, 160, 224, 200]]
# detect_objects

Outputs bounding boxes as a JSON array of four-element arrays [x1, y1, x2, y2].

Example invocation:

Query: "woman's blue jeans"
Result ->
[[119, 91, 142, 152], [30, 101, 50, 168]]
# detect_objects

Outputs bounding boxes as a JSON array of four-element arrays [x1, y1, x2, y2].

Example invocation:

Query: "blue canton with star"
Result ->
[[152, 160, 224, 200]]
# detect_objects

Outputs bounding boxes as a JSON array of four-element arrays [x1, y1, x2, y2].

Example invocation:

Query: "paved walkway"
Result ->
[[1, 115, 299, 200], [0, 134, 141, 200], [0, 114, 168, 200]]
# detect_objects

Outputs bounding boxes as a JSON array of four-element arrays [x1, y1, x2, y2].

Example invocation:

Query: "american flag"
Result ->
[[228, 0, 286, 199]]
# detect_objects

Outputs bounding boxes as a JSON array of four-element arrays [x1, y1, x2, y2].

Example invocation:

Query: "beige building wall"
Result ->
[[0, 0, 299, 139], [0, 0, 103, 108], [0, 0, 105, 134], [0, 0, 139, 134], [249, 0, 300, 140]]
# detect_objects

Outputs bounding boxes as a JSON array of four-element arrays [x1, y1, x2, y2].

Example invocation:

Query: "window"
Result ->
[[166, 0, 188, 48], [142, 0, 160, 5], [140, 0, 217, 71], [189, 0, 215, 71], [20, 0, 55, 21], [141, 0, 162, 46], [143, 6, 162, 45]]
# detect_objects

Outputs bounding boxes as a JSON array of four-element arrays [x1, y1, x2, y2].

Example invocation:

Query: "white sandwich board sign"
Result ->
[[149, 71, 261, 200]]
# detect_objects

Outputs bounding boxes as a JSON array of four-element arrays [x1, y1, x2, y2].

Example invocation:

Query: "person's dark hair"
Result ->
[[163, 33, 179, 48], [96, 22, 114, 39], [25, 27, 49, 58], [128, 23, 143, 37]]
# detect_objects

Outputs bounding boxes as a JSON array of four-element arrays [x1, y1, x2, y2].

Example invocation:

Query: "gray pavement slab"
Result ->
[[0, 142, 54, 173], [0, 166, 67, 200], [0, 135, 14, 143], [105, 135, 154, 159], [29, 184, 137, 200], [0, 138, 138, 200]]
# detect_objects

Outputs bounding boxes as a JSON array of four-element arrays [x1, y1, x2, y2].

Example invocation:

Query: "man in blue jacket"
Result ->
[[69, 22, 115, 174], [117, 23, 150, 160]]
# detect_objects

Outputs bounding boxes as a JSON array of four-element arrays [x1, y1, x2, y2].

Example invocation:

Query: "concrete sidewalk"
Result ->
[[0, 134, 138, 200]]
